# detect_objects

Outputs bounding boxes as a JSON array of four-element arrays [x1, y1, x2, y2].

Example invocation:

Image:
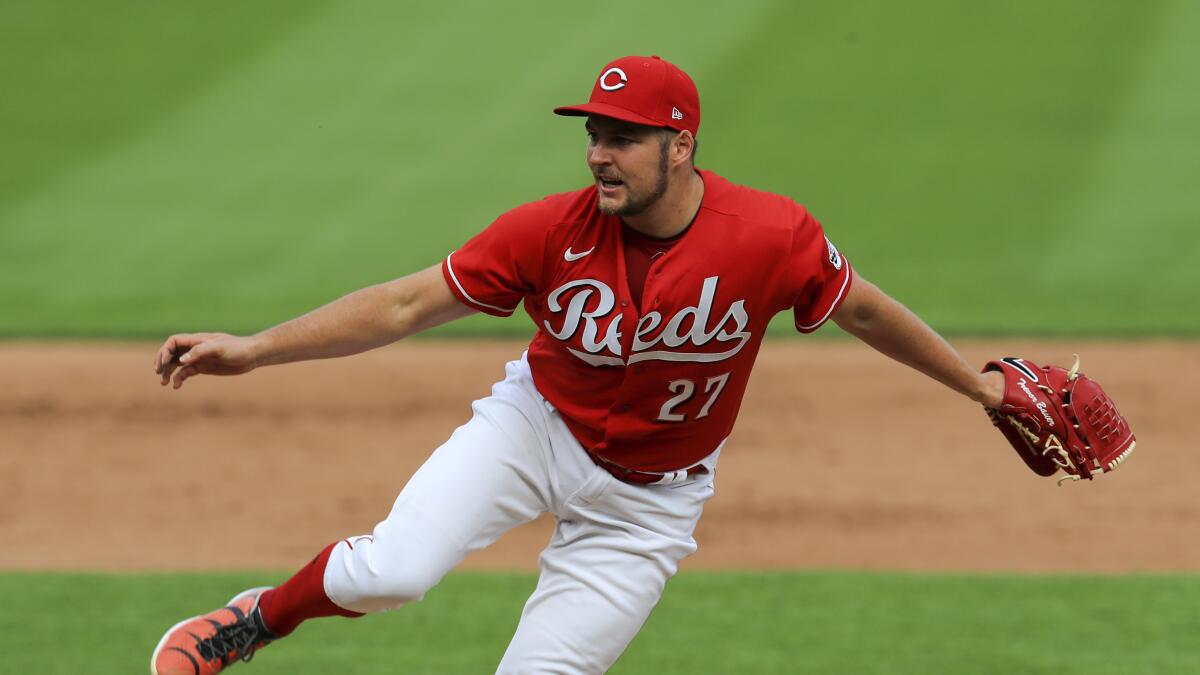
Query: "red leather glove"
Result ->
[[983, 356, 1136, 484]]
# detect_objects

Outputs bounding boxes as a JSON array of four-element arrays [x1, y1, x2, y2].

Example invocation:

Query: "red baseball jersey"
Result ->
[[442, 170, 852, 471]]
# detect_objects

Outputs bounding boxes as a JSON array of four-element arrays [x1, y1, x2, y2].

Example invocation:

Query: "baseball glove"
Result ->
[[984, 356, 1136, 484]]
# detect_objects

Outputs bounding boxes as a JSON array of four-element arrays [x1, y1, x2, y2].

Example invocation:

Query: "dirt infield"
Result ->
[[1, 340, 1193, 573]]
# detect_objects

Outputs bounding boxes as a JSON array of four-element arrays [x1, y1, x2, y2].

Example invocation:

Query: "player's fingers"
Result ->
[[154, 334, 196, 373], [159, 353, 188, 386], [171, 364, 199, 390], [160, 362, 176, 386], [154, 337, 176, 374], [177, 341, 214, 366]]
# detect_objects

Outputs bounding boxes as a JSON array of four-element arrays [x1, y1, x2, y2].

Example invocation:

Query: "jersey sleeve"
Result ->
[[789, 206, 854, 333], [441, 200, 551, 317]]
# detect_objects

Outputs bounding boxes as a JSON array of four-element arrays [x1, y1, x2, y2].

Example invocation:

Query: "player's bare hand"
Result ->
[[975, 370, 1005, 408], [153, 333, 260, 389]]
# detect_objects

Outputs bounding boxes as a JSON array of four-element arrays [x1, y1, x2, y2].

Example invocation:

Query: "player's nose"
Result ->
[[587, 144, 612, 169]]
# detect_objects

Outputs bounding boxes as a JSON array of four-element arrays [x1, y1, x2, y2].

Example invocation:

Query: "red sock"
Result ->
[[257, 541, 363, 637]]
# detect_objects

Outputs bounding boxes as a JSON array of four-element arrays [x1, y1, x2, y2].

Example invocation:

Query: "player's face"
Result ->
[[585, 116, 670, 217]]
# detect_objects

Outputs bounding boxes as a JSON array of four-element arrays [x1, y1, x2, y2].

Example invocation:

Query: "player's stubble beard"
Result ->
[[597, 141, 670, 217]]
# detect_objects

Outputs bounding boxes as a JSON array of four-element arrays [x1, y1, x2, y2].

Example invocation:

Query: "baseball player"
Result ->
[[149, 55, 1132, 675]]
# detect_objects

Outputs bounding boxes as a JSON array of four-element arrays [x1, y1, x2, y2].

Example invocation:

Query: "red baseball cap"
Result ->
[[554, 55, 700, 136]]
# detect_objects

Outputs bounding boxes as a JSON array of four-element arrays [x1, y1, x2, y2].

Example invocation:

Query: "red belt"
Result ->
[[588, 453, 709, 485]]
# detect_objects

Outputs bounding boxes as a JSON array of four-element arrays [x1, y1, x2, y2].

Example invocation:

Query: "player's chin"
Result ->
[[595, 191, 625, 215]]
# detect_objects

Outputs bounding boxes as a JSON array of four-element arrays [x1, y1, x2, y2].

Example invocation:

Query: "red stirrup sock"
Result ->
[[257, 541, 364, 637]]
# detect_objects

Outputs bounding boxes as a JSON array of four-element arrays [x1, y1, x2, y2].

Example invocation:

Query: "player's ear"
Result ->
[[671, 130, 696, 166]]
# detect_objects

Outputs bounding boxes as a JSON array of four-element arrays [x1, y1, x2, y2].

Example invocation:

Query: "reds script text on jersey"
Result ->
[[442, 169, 852, 472]]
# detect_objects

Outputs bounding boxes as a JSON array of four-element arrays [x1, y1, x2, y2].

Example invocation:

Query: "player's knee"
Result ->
[[365, 555, 446, 605], [350, 554, 448, 607], [325, 538, 449, 613]]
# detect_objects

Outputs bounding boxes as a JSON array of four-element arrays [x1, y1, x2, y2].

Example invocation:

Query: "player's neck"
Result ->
[[621, 169, 704, 239]]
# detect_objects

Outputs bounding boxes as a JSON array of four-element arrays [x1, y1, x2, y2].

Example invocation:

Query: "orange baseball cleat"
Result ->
[[151, 587, 277, 675]]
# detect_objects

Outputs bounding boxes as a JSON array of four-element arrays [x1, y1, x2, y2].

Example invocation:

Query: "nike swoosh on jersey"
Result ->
[[564, 246, 595, 261]]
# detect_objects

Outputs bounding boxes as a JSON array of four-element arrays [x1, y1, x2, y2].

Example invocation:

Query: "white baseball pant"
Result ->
[[322, 353, 720, 674]]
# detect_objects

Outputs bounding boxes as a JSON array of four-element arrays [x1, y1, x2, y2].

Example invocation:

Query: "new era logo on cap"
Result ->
[[553, 55, 701, 136]]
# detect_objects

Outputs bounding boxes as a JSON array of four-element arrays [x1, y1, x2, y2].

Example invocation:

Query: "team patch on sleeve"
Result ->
[[825, 236, 843, 271], [791, 214, 853, 334]]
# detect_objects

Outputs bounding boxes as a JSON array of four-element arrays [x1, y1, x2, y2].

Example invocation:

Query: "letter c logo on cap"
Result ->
[[599, 67, 628, 91]]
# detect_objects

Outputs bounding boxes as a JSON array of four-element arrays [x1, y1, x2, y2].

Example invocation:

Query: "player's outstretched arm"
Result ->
[[831, 274, 1004, 407], [154, 264, 474, 389]]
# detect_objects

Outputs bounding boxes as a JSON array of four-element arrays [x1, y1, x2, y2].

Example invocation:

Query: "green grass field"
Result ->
[[2, 0, 1198, 338], [4, 571, 1197, 674]]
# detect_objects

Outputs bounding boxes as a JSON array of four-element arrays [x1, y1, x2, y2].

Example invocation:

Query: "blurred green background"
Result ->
[[2, 0, 1196, 338]]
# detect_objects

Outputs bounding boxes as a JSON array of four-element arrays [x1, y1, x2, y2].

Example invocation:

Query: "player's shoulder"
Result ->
[[496, 184, 597, 232], [700, 170, 816, 235]]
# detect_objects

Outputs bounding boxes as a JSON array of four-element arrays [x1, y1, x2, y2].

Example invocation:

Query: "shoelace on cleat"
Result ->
[[194, 610, 271, 664]]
